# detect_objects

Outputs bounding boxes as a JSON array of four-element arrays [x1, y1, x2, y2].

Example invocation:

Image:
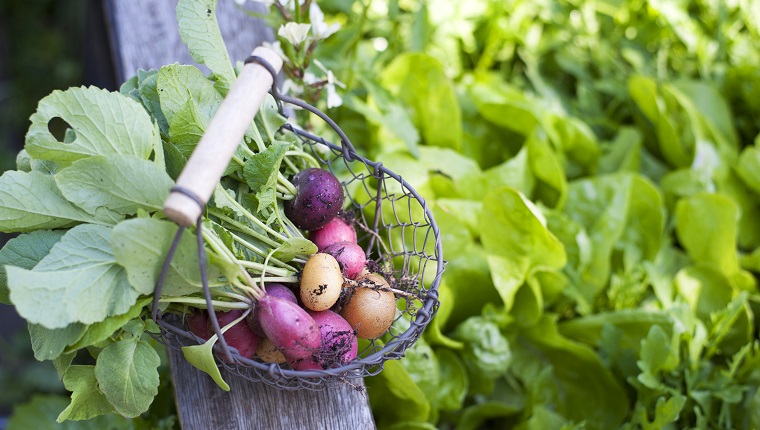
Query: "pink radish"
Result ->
[[309, 216, 357, 251], [257, 295, 321, 359], [309, 310, 358, 368], [247, 283, 298, 336], [322, 242, 367, 280], [287, 356, 324, 371], [210, 310, 261, 360]]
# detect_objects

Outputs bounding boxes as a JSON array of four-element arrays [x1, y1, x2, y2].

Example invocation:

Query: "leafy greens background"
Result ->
[[313, 0, 760, 428], [0, 0, 122, 422], [2, 0, 759, 428]]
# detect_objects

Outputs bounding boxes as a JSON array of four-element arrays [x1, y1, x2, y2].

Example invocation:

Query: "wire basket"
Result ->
[[151, 55, 444, 390]]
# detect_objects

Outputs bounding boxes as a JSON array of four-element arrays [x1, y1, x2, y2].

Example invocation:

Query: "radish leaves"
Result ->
[[25, 87, 159, 164], [8, 225, 138, 328], [94, 338, 161, 418], [58, 366, 118, 421], [55, 155, 174, 216], [111, 218, 224, 296], [0, 171, 101, 232], [0, 229, 66, 304], [176, 0, 235, 95], [181, 337, 231, 392]]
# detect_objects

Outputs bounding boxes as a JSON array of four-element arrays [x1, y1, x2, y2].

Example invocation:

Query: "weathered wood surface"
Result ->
[[167, 348, 375, 430], [106, 1, 376, 428], [105, 0, 275, 82]]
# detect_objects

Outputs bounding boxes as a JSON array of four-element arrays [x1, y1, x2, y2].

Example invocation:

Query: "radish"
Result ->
[[187, 308, 210, 340], [299, 253, 343, 311], [284, 168, 344, 231], [287, 356, 324, 371], [247, 283, 298, 336], [256, 337, 286, 364], [257, 295, 321, 359], [210, 310, 261, 360], [309, 216, 357, 251], [308, 310, 358, 369], [341, 273, 397, 339], [322, 242, 366, 280]]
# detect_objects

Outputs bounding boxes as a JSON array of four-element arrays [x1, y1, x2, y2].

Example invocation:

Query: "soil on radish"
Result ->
[[314, 328, 357, 368]]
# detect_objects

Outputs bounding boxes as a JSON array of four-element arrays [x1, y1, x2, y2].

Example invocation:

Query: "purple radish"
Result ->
[[210, 310, 261, 360], [308, 310, 358, 368], [284, 168, 344, 231], [322, 242, 367, 280], [247, 283, 298, 336], [187, 308, 210, 340], [309, 216, 357, 251], [257, 295, 322, 359]]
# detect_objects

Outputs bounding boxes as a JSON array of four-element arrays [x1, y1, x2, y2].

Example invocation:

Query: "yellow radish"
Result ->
[[300, 253, 343, 311]]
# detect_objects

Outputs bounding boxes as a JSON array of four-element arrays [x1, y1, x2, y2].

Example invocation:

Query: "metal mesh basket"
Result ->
[[151, 59, 444, 390]]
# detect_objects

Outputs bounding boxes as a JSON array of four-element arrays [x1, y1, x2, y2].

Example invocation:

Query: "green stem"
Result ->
[[262, 276, 299, 284], [259, 249, 276, 290], [238, 270, 265, 301], [277, 174, 298, 196], [281, 214, 305, 239], [224, 307, 251, 329], [209, 209, 282, 248], [230, 280, 258, 299], [283, 153, 301, 174], [215, 188, 288, 241], [238, 260, 294, 277], [202, 226, 272, 298], [276, 183, 295, 197], [229, 232, 297, 271], [249, 125, 267, 152], [257, 116, 299, 196], [213, 290, 253, 304], [159, 297, 250, 310], [202, 228, 237, 265], [275, 203, 295, 239], [202, 229, 263, 298], [285, 150, 321, 169], [240, 145, 256, 158], [260, 109, 276, 143]]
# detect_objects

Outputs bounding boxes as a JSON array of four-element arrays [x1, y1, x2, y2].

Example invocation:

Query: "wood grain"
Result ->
[[105, 0, 274, 82], [167, 348, 376, 430], [106, 1, 376, 428]]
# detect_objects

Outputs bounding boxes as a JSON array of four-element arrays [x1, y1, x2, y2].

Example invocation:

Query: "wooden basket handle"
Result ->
[[163, 46, 283, 227]]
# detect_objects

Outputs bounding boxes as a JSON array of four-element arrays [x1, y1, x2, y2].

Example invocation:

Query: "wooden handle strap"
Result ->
[[163, 46, 284, 227]]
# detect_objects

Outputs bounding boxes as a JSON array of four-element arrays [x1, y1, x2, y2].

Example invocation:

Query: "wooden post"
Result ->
[[167, 348, 375, 429], [105, 1, 376, 428], [104, 0, 275, 82]]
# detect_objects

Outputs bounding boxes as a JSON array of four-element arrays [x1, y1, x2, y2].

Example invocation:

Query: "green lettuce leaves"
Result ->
[[356, 1, 760, 425]]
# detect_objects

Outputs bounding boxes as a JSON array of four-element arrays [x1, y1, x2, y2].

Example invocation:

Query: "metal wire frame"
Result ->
[[150, 56, 445, 390]]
